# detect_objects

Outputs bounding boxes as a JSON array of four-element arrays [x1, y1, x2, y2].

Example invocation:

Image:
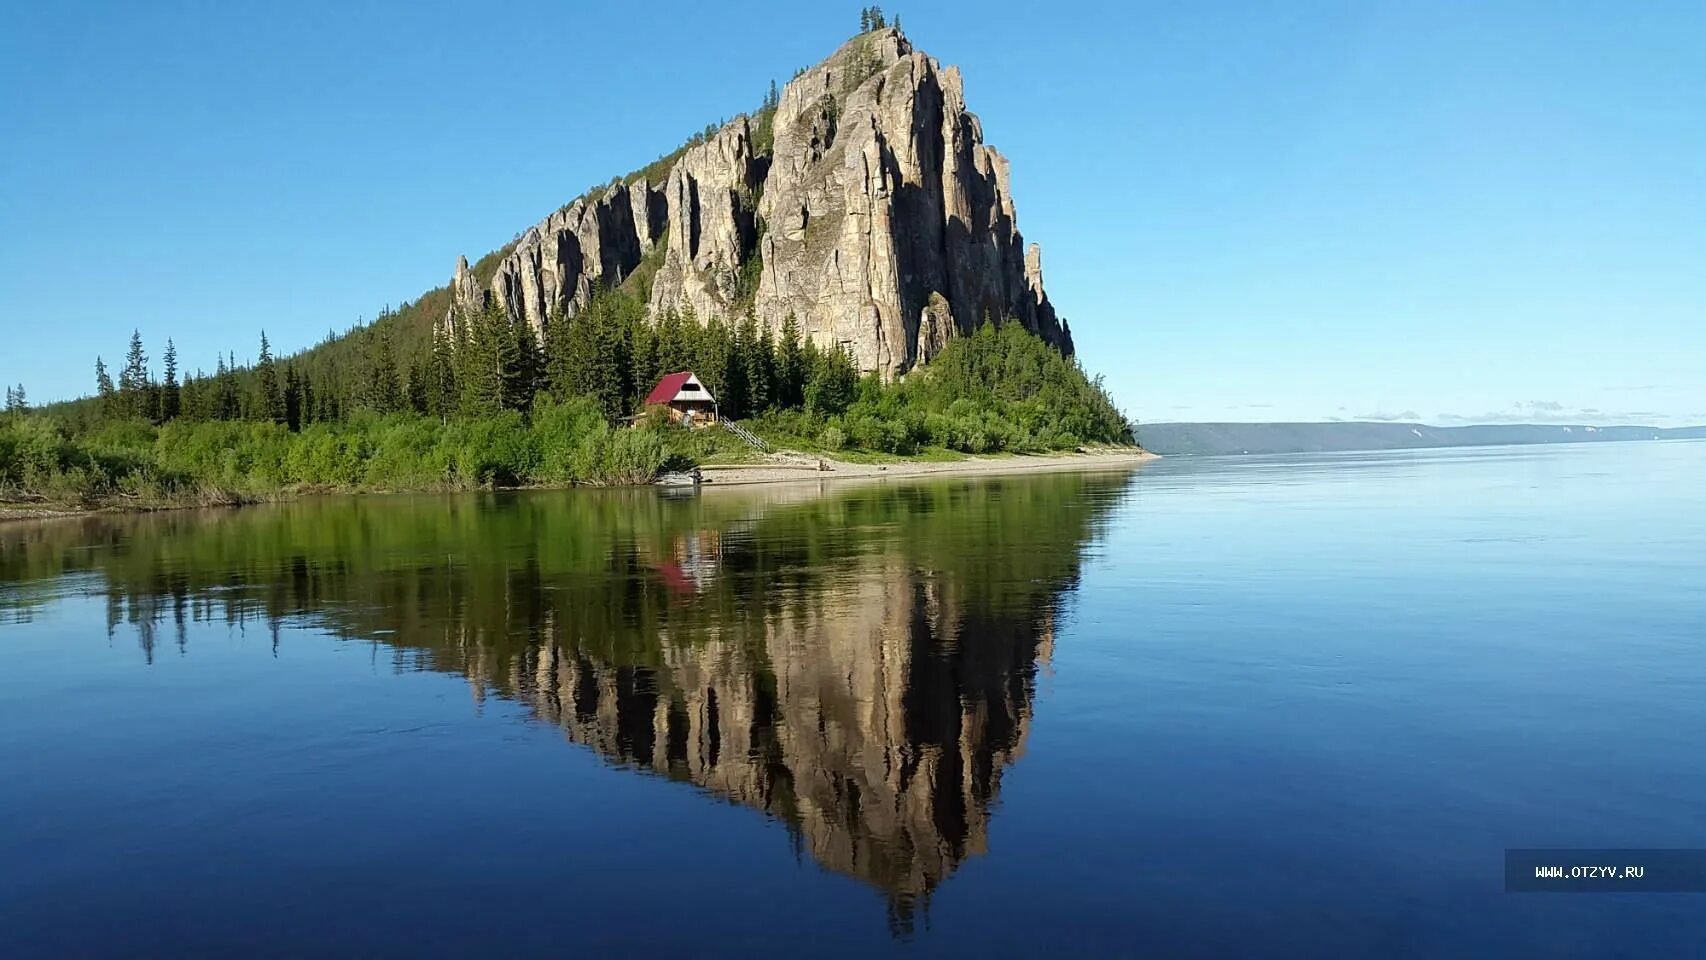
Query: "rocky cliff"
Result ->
[[446, 28, 1071, 378]]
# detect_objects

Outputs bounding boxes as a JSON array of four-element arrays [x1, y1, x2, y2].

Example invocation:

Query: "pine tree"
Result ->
[[297, 368, 317, 427], [730, 313, 763, 417], [458, 304, 506, 416], [160, 339, 181, 421], [283, 364, 304, 430], [556, 312, 601, 407], [120, 330, 149, 419], [694, 317, 733, 416], [776, 314, 805, 409], [507, 316, 540, 412], [429, 325, 457, 420], [255, 332, 285, 422], [860, 7, 871, 32], [404, 351, 429, 415], [94, 357, 116, 418], [805, 343, 858, 415], [214, 353, 240, 421], [360, 329, 401, 413], [751, 318, 775, 415], [630, 313, 659, 400]]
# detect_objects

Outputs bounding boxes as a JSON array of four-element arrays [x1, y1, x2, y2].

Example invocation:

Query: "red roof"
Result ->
[[644, 371, 694, 406]]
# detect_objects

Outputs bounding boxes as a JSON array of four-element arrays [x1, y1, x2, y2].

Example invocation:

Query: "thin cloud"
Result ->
[[1434, 407, 1672, 425]]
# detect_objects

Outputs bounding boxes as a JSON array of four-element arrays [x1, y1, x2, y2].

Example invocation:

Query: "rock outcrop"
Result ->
[[485, 182, 647, 339], [445, 27, 1072, 377], [645, 116, 767, 324]]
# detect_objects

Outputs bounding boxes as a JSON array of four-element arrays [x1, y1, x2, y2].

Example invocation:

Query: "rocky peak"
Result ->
[[446, 26, 1073, 375]]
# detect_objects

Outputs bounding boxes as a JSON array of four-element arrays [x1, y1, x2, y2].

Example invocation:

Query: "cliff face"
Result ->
[[447, 28, 1071, 377]]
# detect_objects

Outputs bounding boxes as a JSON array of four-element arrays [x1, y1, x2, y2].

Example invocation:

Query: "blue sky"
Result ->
[[2, 0, 1701, 425]]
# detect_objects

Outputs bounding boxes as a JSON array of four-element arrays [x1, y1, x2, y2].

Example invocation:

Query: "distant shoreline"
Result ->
[[1135, 421, 1706, 457]]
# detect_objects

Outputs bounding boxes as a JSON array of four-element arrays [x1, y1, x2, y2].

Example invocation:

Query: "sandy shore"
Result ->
[[694, 446, 1157, 487]]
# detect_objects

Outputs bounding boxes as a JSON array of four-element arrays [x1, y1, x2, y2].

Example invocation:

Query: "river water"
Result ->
[[2, 442, 1703, 957]]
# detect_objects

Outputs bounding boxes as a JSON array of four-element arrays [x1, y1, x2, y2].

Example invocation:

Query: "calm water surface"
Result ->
[[2, 442, 1703, 957]]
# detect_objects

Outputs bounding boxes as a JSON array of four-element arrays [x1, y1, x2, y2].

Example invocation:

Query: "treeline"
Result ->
[[0, 396, 676, 505], [60, 289, 863, 434], [754, 320, 1131, 455], [6, 288, 1130, 506]]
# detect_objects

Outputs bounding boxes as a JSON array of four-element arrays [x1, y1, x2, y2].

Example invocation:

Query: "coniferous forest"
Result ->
[[2, 284, 1129, 506]]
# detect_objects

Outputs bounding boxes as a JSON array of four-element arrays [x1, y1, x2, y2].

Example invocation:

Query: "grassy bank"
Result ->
[[4, 321, 1135, 513], [0, 396, 679, 509]]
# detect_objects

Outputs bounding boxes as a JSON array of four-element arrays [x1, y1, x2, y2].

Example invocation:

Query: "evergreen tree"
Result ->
[[120, 330, 149, 419], [652, 309, 694, 380], [428, 326, 457, 420], [255, 332, 285, 422], [3, 384, 22, 413], [694, 316, 733, 416], [214, 353, 240, 421], [359, 329, 401, 413], [283, 364, 304, 430], [744, 313, 774, 415], [404, 350, 430, 415], [458, 304, 506, 416], [805, 343, 858, 416], [160, 339, 181, 421], [297, 368, 317, 427], [777, 314, 806, 409], [860, 7, 871, 31], [630, 313, 660, 400], [507, 316, 540, 412], [554, 311, 601, 407], [597, 294, 638, 416], [94, 357, 116, 417]]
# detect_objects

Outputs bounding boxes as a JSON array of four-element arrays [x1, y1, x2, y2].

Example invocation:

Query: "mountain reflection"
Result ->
[[0, 472, 1131, 931]]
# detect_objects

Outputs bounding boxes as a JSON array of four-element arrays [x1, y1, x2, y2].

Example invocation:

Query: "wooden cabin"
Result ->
[[644, 371, 719, 427]]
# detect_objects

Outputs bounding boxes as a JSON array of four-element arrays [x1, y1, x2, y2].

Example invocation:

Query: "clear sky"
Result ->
[[2, 0, 1702, 425]]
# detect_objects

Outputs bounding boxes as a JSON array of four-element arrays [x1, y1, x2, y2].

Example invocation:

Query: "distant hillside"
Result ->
[[1134, 422, 1706, 456]]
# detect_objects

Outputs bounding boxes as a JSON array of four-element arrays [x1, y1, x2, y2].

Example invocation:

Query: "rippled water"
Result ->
[[2, 442, 1703, 957]]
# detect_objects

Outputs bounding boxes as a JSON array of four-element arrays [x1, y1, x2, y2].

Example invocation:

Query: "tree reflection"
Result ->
[[0, 471, 1131, 932]]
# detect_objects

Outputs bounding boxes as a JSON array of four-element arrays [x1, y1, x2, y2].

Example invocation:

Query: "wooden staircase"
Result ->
[[721, 419, 769, 452]]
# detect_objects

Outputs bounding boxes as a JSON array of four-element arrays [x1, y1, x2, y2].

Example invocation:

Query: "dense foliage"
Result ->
[[0, 397, 675, 504], [757, 321, 1132, 455], [5, 294, 1128, 505]]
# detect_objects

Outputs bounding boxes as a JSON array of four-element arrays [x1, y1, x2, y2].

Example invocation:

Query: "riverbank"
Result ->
[[696, 446, 1156, 487], [0, 446, 1156, 523]]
